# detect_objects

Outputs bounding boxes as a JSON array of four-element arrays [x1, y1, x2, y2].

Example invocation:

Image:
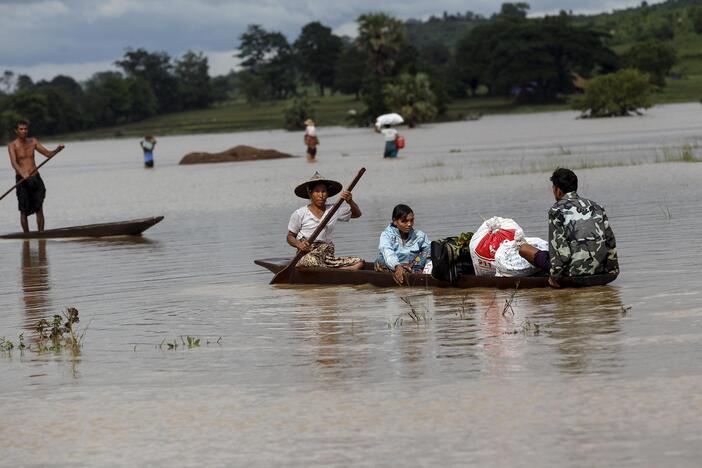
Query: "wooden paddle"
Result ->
[[270, 167, 366, 285], [0, 155, 55, 202]]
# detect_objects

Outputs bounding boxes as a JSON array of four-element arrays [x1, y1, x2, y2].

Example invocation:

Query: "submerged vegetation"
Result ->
[[488, 159, 644, 177], [1, 307, 85, 357], [656, 143, 701, 162], [389, 296, 430, 328], [488, 142, 700, 177], [156, 335, 222, 351]]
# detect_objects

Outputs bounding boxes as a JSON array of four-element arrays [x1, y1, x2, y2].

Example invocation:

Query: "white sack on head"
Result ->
[[494, 237, 548, 277], [375, 113, 404, 127], [468, 217, 524, 276]]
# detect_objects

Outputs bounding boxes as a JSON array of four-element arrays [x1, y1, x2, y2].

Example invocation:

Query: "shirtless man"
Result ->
[[7, 120, 64, 232]]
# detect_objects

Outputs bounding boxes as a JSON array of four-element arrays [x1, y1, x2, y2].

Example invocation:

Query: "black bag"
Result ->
[[430, 233, 474, 284]]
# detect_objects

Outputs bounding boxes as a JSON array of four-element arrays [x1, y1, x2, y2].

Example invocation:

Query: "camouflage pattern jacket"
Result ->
[[548, 192, 619, 277]]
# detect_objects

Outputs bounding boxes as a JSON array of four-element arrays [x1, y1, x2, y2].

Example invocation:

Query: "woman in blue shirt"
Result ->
[[376, 204, 431, 285]]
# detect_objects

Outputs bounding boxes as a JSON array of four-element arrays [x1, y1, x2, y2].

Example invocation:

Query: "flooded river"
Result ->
[[1, 103, 701, 466]]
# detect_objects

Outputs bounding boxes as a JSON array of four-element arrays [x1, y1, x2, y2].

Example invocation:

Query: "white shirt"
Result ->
[[381, 127, 398, 142], [304, 125, 317, 137], [288, 202, 352, 243]]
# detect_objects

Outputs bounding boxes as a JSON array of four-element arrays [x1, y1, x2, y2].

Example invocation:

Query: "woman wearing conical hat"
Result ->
[[287, 172, 364, 270]]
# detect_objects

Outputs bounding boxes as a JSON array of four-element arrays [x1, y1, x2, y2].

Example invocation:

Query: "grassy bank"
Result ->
[[58, 77, 701, 142]]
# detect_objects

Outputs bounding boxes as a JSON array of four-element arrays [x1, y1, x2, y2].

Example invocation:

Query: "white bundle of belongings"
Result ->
[[469, 217, 524, 276], [494, 236, 548, 277], [375, 113, 404, 127]]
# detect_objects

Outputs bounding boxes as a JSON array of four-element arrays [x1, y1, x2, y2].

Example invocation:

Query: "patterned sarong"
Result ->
[[297, 242, 363, 268]]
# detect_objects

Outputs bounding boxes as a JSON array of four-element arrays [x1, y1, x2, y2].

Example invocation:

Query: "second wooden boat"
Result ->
[[0, 216, 164, 239], [255, 258, 618, 289]]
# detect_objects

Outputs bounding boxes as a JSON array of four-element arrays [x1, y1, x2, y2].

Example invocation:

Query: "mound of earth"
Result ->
[[179, 145, 294, 165]]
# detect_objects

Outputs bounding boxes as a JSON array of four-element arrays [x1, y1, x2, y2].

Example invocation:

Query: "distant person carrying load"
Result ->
[[375, 113, 403, 159], [518, 168, 619, 288], [140, 135, 157, 168], [303, 119, 319, 162], [7, 120, 64, 233], [380, 124, 399, 158]]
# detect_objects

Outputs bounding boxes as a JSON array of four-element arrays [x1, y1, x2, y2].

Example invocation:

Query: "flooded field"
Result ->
[[1, 103, 701, 466]]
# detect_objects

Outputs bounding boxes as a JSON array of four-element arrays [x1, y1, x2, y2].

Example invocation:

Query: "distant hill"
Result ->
[[405, 0, 696, 47], [405, 16, 485, 50], [405, 0, 702, 77]]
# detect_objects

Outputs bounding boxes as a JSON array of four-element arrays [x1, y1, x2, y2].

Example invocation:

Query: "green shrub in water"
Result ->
[[572, 69, 653, 118]]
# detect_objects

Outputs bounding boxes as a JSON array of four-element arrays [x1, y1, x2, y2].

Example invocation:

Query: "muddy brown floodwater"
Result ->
[[1, 103, 701, 467]]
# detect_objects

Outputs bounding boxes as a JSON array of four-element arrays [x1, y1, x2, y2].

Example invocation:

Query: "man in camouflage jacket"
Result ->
[[520, 168, 619, 288]]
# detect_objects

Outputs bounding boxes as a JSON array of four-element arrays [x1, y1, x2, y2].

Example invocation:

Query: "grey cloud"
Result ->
[[0, 0, 664, 70]]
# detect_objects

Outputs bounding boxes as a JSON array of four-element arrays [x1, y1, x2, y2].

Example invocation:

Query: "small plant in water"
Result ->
[[158, 335, 213, 351], [502, 282, 520, 316], [36, 307, 85, 354], [558, 145, 572, 156], [658, 145, 701, 163], [389, 297, 430, 328], [0, 336, 15, 354], [457, 293, 471, 319], [519, 319, 542, 336], [2, 308, 86, 357]]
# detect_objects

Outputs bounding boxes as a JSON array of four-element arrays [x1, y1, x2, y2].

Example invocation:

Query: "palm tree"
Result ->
[[356, 12, 408, 77]]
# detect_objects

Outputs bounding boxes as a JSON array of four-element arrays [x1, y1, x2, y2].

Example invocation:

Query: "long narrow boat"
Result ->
[[255, 258, 618, 289], [0, 216, 164, 239]]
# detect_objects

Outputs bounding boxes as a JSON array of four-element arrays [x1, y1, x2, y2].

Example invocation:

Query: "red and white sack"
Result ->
[[494, 237, 548, 277], [468, 217, 524, 276]]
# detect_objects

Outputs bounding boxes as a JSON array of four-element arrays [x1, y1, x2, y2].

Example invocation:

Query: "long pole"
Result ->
[[0, 156, 55, 202]]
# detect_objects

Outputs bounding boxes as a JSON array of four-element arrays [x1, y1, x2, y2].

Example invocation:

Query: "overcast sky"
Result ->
[[0, 0, 664, 81]]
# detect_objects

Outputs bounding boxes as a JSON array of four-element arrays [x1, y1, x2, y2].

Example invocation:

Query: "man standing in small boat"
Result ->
[[287, 172, 364, 270], [7, 120, 64, 233], [519, 168, 619, 288]]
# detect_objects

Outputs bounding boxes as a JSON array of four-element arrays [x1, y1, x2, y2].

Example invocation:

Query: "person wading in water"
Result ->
[[7, 120, 65, 232]]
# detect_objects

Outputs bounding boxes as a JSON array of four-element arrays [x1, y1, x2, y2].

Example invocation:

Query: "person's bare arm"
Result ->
[[287, 231, 311, 252], [339, 190, 361, 218], [35, 140, 65, 158], [8, 143, 26, 177]]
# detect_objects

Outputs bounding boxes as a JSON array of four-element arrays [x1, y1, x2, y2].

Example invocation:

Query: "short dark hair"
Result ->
[[391, 204, 413, 221], [15, 120, 29, 129], [550, 168, 578, 193]]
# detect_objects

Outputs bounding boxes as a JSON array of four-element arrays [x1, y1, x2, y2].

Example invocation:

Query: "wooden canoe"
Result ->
[[255, 258, 618, 289], [0, 216, 164, 239]]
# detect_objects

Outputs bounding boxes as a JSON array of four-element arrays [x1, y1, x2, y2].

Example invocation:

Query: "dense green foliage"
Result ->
[[0, 49, 215, 143], [237, 25, 297, 101], [384, 73, 438, 127], [622, 41, 677, 87], [455, 14, 617, 101], [283, 96, 315, 131], [572, 68, 652, 117], [294, 22, 343, 96]]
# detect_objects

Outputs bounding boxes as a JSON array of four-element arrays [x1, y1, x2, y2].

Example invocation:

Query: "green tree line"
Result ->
[[1, 1, 698, 142]]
